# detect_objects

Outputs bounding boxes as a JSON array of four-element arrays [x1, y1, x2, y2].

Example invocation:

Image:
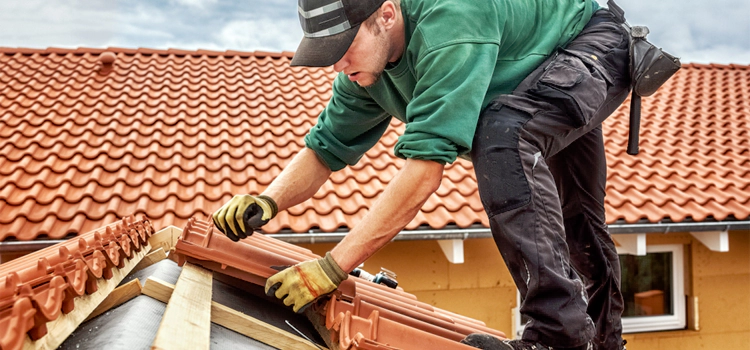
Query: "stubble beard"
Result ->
[[357, 71, 383, 88], [356, 30, 391, 88]]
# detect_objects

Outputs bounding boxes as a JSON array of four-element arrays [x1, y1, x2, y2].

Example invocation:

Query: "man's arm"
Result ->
[[331, 158, 444, 272], [262, 147, 332, 212], [263, 152, 444, 313]]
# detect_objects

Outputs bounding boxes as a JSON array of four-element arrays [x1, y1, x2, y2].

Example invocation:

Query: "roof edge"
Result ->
[[266, 219, 750, 243], [607, 218, 750, 234], [2, 219, 747, 250], [1, 47, 748, 68], [0, 46, 296, 59]]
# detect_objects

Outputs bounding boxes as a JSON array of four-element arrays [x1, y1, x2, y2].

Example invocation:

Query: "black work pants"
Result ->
[[470, 10, 630, 350]]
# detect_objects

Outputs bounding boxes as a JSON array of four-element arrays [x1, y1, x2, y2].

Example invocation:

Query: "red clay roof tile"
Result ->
[[173, 217, 505, 348], [0, 215, 154, 349], [0, 47, 748, 241]]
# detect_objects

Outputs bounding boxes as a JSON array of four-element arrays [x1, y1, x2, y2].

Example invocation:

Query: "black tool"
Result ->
[[350, 267, 399, 289], [607, 0, 681, 156]]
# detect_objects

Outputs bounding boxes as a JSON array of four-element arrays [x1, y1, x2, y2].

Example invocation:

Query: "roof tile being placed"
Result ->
[[173, 217, 505, 349], [1, 47, 748, 241], [0, 215, 154, 350]]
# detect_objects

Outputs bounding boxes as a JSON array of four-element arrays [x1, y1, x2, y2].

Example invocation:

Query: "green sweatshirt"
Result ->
[[305, 0, 598, 171]]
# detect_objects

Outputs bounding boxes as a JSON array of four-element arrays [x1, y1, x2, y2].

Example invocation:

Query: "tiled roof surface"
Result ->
[[1, 47, 748, 241], [174, 217, 505, 349], [0, 215, 154, 350], [602, 63, 749, 223]]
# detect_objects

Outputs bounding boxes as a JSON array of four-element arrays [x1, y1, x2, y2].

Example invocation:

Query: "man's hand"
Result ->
[[265, 252, 348, 313], [212, 194, 278, 241]]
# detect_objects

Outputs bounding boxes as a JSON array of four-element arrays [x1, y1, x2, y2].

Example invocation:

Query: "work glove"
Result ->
[[265, 252, 348, 313], [212, 194, 278, 241]]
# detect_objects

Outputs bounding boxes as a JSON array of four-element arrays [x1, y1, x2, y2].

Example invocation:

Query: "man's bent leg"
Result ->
[[547, 127, 625, 350], [469, 9, 630, 349], [472, 104, 595, 348]]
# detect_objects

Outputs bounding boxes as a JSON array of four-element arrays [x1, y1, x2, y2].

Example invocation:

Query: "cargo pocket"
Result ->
[[530, 50, 610, 128]]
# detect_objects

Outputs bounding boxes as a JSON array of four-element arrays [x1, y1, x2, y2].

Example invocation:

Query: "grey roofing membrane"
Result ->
[[59, 259, 325, 349]]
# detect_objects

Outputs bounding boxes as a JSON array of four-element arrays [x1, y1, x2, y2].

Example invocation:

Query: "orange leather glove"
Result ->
[[265, 252, 348, 313], [212, 194, 277, 241]]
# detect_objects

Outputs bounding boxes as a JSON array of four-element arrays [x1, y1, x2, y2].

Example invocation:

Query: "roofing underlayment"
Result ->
[[1, 47, 748, 241]]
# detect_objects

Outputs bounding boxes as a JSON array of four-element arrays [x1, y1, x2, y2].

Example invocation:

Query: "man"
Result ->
[[213, 0, 631, 349]]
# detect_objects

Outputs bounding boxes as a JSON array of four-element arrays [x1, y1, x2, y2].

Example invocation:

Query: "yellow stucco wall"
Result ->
[[299, 238, 516, 334], [622, 230, 750, 350], [300, 229, 750, 349]]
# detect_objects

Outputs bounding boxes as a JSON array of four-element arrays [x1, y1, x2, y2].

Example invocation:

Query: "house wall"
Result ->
[[299, 229, 750, 349], [621, 230, 750, 350], [301, 238, 518, 337]]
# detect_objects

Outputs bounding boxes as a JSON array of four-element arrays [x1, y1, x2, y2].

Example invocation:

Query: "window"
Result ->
[[513, 244, 685, 337], [620, 244, 686, 333]]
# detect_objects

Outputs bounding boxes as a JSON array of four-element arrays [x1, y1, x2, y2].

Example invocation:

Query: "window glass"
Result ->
[[619, 252, 673, 317]]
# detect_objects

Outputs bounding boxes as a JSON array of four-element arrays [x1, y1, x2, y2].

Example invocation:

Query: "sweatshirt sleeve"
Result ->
[[394, 42, 499, 164], [304, 73, 392, 171]]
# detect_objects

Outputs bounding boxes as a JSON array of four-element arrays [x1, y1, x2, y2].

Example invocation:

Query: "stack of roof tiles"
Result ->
[[0, 215, 154, 350], [174, 217, 506, 349], [0, 47, 748, 242]]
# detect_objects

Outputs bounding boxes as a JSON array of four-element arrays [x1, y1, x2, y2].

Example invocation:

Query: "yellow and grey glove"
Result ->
[[265, 252, 348, 313], [212, 194, 278, 241]]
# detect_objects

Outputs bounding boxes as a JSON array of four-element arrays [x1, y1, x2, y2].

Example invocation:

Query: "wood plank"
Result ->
[[84, 278, 142, 322], [688, 296, 700, 331], [212, 302, 325, 350], [151, 262, 213, 350], [132, 248, 167, 272], [23, 243, 152, 350], [141, 277, 174, 304], [147, 226, 182, 254], [142, 277, 325, 350]]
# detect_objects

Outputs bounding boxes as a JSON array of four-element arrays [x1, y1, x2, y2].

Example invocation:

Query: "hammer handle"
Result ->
[[627, 94, 642, 155]]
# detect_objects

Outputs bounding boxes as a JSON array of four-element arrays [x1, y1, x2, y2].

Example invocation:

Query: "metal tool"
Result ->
[[350, 267, 399, 289]]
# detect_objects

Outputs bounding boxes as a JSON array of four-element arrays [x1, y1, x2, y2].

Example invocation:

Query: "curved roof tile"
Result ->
[[0, 47, 748, 240]]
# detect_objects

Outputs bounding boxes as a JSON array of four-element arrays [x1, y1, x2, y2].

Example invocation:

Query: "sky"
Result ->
[[0, 0, 748, 64]]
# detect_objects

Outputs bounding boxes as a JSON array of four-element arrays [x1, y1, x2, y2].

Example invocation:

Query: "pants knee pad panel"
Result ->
[[471, 105, 533, 217]]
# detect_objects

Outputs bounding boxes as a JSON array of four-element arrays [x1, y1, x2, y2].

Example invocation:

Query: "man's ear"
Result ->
[[380, 1, 398, 30]]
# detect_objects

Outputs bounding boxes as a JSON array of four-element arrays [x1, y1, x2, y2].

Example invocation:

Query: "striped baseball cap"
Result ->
[[291, 0, 387, 67]]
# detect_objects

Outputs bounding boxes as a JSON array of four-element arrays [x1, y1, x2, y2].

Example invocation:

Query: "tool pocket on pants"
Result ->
[[531, 50, 610, 128]]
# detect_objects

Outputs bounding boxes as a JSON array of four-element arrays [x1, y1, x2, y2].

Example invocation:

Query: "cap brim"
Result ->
[[291, 24, 360, 67]]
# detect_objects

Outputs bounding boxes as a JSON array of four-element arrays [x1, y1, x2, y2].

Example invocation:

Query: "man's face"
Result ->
[[332, 23, 391, 87]]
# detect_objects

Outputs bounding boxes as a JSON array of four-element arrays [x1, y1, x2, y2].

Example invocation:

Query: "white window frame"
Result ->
[[513, 243, 685, 338], [621, 244, 686, 333]]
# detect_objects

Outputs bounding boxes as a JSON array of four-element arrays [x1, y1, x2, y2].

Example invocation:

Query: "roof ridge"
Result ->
[[3, 48, 749, 69], [681, 62, 750, 70], [0, 46, 296, 59]]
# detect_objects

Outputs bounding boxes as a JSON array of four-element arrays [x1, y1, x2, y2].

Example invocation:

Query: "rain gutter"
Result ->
[[2, 219, 748, 252], [267, 219, 750, 244]]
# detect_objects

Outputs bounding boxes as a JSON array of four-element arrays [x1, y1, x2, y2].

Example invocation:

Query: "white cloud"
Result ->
[[169, 0, 218, 9], [1, 0, 748, 63], [216, 18, 302, 52], [611, 0, 750, 63], [680, 46, 750, 65]]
